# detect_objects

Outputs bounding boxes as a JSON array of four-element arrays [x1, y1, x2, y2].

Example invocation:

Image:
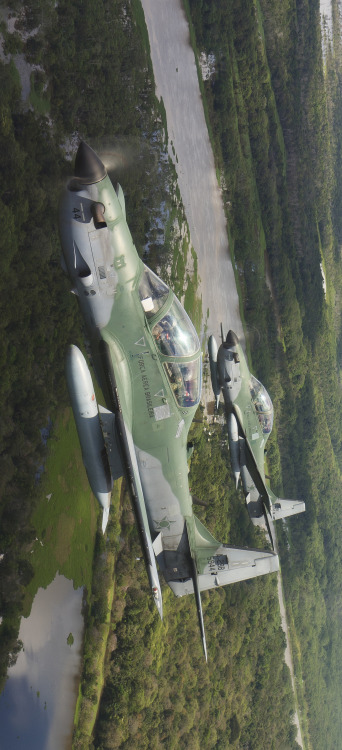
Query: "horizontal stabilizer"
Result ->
[[271, 497, 306, 521], [171, 516, 279, 597], [199, 544, 279, 589], [170, 545, 279, 596]]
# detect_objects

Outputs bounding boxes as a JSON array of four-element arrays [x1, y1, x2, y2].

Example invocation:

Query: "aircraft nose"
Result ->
[[74, 141, 107, 184], [225, 330, 239, 347]]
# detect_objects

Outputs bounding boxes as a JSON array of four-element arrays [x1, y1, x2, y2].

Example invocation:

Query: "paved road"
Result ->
[[141, 0, 244, 351], [140, 1, 304, 746], [271, 519, 304, 749]]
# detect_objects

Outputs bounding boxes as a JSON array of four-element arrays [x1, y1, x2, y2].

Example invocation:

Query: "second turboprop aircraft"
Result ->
[[208, 328, 305, 542]]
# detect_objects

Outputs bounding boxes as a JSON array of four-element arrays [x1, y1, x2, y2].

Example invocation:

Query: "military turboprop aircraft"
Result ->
[[59, 142, 279, 657], [208, 329, 305, 542]]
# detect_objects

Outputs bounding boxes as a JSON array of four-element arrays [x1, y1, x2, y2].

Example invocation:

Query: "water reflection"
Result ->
[[0, 575, 84, 750]]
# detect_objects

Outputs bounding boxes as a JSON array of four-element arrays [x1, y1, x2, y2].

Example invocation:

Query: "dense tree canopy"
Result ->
[[2, 1, 342, 748], [185, 0, 342, 747]]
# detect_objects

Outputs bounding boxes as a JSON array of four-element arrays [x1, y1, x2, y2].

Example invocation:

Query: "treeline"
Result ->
[[185, 0, 342, 747], [0, 62, 79, 685]]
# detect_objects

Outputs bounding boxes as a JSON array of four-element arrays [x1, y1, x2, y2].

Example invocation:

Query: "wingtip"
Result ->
[[152, 585, 163, 621]]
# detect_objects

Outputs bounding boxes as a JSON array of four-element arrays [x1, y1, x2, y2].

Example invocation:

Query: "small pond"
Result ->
[[0, 575, 84, 750]]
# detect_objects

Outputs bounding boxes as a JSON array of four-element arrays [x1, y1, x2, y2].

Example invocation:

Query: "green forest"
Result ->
[[0, 0, 342, 748], [0, 0, 171, 688], [184, 0, 342, 748]]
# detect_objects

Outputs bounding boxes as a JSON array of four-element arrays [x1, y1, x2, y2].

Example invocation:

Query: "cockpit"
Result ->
[[164, 360, 201, 408], [152, 298, 199, 358], [138, 265, 202, 408], [138, 265, 169, 317], [249, 375, 273, 434]]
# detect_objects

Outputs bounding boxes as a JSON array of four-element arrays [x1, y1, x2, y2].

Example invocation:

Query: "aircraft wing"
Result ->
[[98, 341, 163, 619], [239, 424, 305, 522]]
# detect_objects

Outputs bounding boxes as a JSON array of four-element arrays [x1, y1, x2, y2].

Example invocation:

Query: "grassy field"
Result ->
[[19, 407, 126, 745], [22, 408, 99, 617]]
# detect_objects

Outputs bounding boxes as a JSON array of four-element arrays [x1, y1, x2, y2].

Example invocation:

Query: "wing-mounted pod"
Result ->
[[208, 334, 220, 410], [227, 412, 240, 488], [65, 345, 113, 533]]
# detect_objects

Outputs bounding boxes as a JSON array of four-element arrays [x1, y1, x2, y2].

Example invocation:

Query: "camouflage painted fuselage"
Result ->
[[59, 150, 201, 590]]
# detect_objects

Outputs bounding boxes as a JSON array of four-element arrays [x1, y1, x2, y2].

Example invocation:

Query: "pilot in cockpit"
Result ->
[[154, 315, 177, 356]]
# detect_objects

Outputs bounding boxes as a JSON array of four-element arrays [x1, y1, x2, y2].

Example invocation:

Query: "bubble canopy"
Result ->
[[138, 265, 169, 317], [164, 360, 201, 408], [138, 267, 201, 407], [152, 297, 200, 358], [249, 375, 274, 434]]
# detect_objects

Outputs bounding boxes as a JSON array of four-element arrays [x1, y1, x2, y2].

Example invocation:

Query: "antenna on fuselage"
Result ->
[[220, 322, 224, 344], [263, 503, 276, 551], [191, 559, 208, 662]]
